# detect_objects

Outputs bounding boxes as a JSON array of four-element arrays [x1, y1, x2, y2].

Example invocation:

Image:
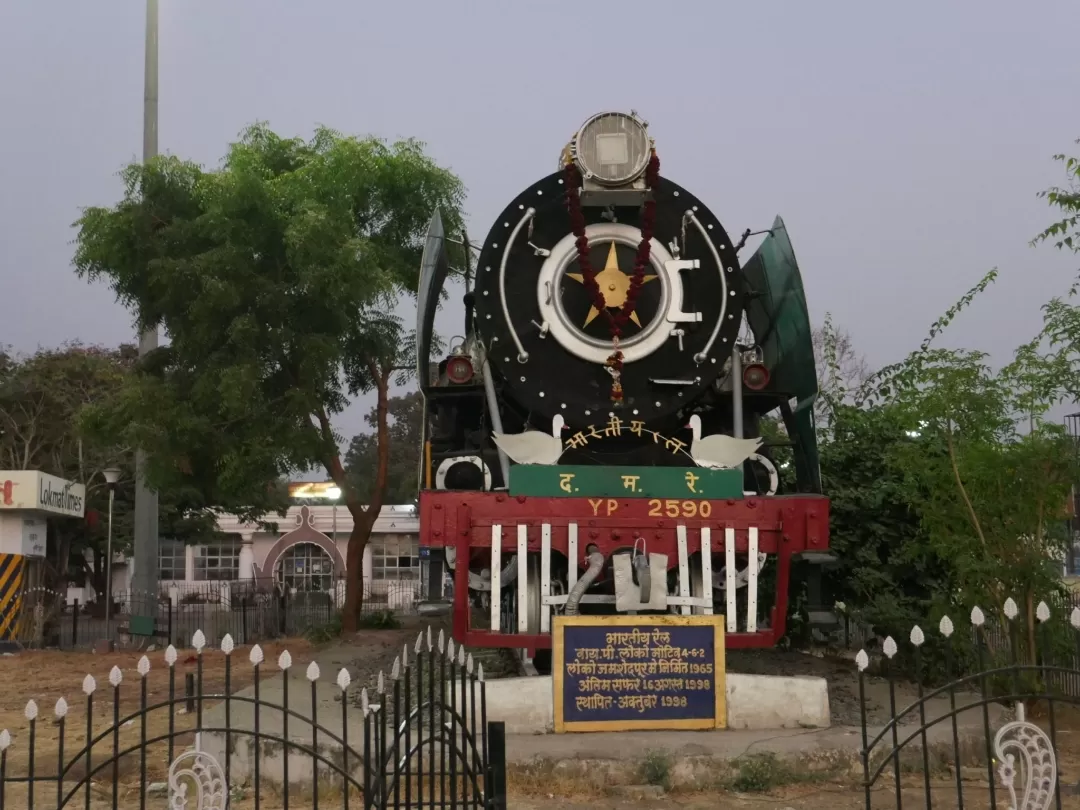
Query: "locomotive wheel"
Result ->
[[522, 553, 542, 635], [445, 546, 519, 592], [532, 649, 553, 675]]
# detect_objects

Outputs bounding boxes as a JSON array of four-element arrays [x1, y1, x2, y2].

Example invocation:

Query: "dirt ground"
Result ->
[[1, 626, 1079, 808], [310, 614, 521, 710], [511, 787, 1080, 809], [0, 637, 312, 783], [727, 646, 891, 727]]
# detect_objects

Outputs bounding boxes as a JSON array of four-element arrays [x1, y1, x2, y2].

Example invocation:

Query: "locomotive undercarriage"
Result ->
[[419, 491, 830, 669]]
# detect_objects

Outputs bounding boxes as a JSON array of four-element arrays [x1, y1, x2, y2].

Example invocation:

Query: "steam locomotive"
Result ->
[[416, 111, 832, 670]]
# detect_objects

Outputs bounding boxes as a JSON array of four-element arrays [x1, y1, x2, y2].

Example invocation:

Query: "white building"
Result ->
[[73, 503, 426, 606], [177, 503, 419, 587]]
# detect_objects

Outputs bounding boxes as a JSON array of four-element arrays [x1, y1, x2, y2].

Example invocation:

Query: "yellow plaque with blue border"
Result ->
[[552, 615, 726, 733]]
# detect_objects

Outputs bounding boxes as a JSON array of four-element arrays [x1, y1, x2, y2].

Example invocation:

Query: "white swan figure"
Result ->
[[492, 414, 567, 466], [687, 414, 763, 470]]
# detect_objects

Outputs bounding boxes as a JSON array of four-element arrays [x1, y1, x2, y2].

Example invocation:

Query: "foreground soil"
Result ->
[[3, 629, 1080, 809], [512, 788, 1080, 809]]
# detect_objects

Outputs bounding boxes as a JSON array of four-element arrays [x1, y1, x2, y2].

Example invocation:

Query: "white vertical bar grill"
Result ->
[[567, 523, 579, 590], [746, 526, 759, 633], [725, 527, 736, 633], [490, 524, 502, 632], [517, 524, 529, 633], [700, 527, 713, 615], [540, 523, 552, 632], [676, 524, 691, 615]]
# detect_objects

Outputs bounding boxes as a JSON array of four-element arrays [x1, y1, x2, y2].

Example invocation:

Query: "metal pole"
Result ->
[[731, 347, 744, 439], [106, 488, 114, 629], [132, 0, 161, 617], [731, 347, 747, 489], [481, 358, 511, 488]]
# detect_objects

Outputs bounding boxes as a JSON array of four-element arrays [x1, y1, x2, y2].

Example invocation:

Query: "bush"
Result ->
[[304, 613, 343, 644], [720, 753, 836, 793], [638, 749, 672, 790]]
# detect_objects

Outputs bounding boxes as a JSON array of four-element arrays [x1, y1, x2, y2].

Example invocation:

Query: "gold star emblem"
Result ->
[[567, 242, 657, 327]]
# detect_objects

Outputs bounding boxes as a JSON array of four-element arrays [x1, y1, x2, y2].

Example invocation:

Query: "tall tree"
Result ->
[[859, 269, 1079, 661], [0, 343, 219, 599], [345, 391, 423, 505], [814, 315, 871, 412], [1033, 137, 1080, 261], [801, 140, 1080, 675], [0, 343, 134, 591], [1032, 138, 1080, 404], [73, 124, 465, 631]]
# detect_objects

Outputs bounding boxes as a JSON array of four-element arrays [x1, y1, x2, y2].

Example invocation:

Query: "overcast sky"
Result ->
[[1, 1, 1078, 454]]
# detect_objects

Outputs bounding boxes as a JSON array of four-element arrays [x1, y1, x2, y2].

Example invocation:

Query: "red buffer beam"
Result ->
[[420, 491, 830, 651]]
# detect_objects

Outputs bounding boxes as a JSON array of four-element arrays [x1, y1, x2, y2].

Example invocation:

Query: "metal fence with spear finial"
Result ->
[[0, 626, 507, 809], [856, 596, 1080, 810]]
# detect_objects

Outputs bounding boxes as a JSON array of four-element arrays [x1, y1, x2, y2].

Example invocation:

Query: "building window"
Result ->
[[1069, 529, 1080, 576], [371, 534, 421, 580], [159, 540, 186, 581], [193, 540, 240, 581], [277, 543, 335, 592]]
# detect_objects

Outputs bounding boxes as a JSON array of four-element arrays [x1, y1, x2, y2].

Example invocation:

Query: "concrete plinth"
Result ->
[[481, 672, 830, 734], [726, 672, 831, 730], [203, 669, 830, 789]]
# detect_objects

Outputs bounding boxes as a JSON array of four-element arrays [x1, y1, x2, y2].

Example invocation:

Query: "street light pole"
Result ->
[[132, 0, 161, 613], [103, 468, 121, 631], [327, 486, 342, 594]]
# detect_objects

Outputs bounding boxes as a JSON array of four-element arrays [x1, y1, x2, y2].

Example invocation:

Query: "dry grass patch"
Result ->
[[0, 639, 312, 783]]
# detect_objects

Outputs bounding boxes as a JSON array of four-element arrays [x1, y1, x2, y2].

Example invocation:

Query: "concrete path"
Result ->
[[505, 725, 864, 763]]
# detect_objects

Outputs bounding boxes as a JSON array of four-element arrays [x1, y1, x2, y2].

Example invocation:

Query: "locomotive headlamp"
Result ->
[[446, 355, 475, 385], [570, 111, 651, 187], [742, 363, 770, 391]]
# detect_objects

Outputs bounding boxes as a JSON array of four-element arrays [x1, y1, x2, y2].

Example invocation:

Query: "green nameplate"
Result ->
[[509, 465, 743, 499]]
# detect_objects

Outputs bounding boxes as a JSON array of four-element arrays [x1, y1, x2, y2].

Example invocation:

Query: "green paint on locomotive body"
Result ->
[[508, 465, 744, 499]]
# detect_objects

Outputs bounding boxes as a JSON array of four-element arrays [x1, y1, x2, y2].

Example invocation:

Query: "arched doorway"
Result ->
[[276, 543, 335, 592]]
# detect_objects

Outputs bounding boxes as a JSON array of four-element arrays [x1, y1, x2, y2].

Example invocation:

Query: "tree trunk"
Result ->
[[1025, 591, 1037, 666], [333, 372, 392, 634], [341, 517, 371, 633], [56, 532, 72, 590]]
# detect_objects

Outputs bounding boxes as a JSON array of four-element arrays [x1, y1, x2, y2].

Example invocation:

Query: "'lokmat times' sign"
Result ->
[[553, 615, 726, 733], [0, 471, 85, 518]]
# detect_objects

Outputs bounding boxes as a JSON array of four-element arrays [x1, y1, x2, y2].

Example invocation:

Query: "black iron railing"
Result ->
[[11, 579, 427, 651], [0, 626, 506, 809], [857, 596, 1080, 810]]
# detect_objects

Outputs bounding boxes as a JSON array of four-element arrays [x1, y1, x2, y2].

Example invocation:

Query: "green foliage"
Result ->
[[345, 391, 423, 504], [816, 313, 862, 414], [0, 343, 131, 475], [72, 123, 466, 520], [0, 343, 219, 589], [1032, 137, 1080, 256], [819, 404, 941, 637], [637, 749, 673, 790], [870, 272, 1077, 617], [719, 753, 833, 793], [811, 139, 1080, 671], [304, 612, 344, 644]]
